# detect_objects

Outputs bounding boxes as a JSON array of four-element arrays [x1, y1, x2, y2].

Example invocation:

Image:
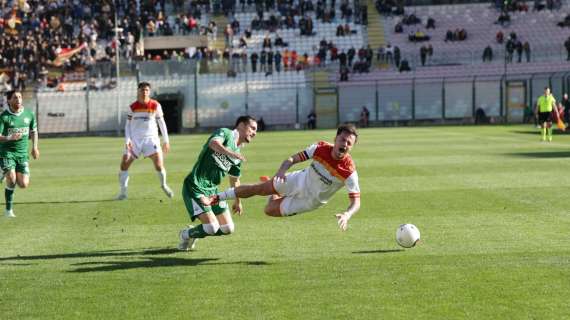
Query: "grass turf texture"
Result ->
[[1, 125, 569, 319]]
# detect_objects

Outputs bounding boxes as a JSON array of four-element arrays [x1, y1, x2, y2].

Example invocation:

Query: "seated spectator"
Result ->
[[496, 31, 504, 44], [245, 28, 252, 39], [445, 30, 454, 42], [275, 34, 287, 47], [426, 17, 436, 29], [238, 36, 248, 48], [337, 24, 345, 36], [394, 22, 403, 33], [231, 19, 240, 33], [457, 29, 467, 41], [533, 0, 545, 11], [497, 11, 511, 27], [409, 30, 430, 42], [399, 59, 411, 72], [251, 16, 261, 30], [344, 24, 352, 35], [262, 35, 272, 49], [402, 13, 420, 25]]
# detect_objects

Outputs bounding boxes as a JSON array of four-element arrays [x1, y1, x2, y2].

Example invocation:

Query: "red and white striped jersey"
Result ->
[[127, 99, 164, 141], [296, 141, 360, 204]]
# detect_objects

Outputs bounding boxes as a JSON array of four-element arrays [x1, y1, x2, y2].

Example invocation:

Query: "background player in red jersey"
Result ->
[[116, 82, 172, 200]]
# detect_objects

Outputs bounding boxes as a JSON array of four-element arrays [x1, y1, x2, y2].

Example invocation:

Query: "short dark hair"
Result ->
[[234, 115, 257, 128], [336, 123, 358, 141], [138, 82, 151, 89], [5, 90, 18, 100]]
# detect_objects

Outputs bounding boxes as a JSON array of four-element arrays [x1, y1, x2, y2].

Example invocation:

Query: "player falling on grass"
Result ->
[[178, 116, 258, 251], [0, 90, 39, 218], [210, 123, 360, 231], [536, 86, 560, 142], [116, 82, 173, 200]]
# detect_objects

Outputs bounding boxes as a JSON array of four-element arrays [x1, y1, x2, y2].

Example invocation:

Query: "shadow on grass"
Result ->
[[0, 247, 270, 272], [69, 258, 269, 272], [511, 130, 568, 135], [508, 151, 570, 158], [352, 249, 404, 254], [0, 247, 188, 262], [16, 198, 152, 205]]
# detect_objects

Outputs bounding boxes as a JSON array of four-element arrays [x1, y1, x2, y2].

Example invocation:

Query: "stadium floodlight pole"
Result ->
[[114, 0, 121, 136]]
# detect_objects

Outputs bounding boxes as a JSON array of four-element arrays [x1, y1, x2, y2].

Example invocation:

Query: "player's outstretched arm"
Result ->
[[335, 197, 360, 231], [31, 130, 39, 160], [209, 139, 245, 161], [274, 152, 305, 180], [229, 175, 243, 215]]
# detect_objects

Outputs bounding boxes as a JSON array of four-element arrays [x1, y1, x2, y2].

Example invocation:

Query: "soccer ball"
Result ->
[[396, 224, 421, 248]]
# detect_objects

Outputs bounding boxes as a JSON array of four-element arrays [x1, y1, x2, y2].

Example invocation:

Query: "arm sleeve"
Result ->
[[208, 128, 229, 145], [345, 171, 360, 199], [156, 104, 169, 144], [296, 143, 318, 161]]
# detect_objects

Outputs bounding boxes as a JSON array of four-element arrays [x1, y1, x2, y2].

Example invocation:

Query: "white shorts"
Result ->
[[125, 136, 161, 158], [273, 169, 323, 216]]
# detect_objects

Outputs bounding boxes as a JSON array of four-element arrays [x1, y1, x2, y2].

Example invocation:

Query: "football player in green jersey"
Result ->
[[178, 116, 257, 250], [0, 90, 39, 218]]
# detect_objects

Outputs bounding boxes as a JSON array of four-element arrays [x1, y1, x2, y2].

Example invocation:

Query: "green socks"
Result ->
[[5, 187, 14, 210], [188, 224, 228, 238]]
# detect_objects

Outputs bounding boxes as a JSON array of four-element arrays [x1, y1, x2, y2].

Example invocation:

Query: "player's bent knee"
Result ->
[[203, 221, 220, 235], [219, 222, 235, 234]]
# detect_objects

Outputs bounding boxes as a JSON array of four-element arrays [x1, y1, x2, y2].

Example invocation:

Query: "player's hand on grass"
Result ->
[[162, 142, 170, 154], [232, 199, 243, 215], [335, 213, 349, 231], [31, 148, 40, 160], [8, 133, 22, 141]]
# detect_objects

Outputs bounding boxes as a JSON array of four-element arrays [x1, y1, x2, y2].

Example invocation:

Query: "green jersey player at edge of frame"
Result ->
[[0, 90, 39, 218]]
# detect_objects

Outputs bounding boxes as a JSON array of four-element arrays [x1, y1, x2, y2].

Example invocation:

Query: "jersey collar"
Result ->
[[6, 106, 23, 116]]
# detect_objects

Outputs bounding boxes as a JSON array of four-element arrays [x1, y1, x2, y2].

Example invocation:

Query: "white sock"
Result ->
[[119, 170, 129, 193], [219, 188, 236, 200], [157, 169, 167, 187]]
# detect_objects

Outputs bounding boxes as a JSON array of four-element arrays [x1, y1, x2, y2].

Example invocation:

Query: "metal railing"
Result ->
[[29, 60, 570, 135]]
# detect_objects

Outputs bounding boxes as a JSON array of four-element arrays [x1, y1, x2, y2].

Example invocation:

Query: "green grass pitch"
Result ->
[[1, 125, 569, 319]]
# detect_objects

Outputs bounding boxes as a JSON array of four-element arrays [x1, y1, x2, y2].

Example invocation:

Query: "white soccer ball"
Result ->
[[396, 224, 421, 248]]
